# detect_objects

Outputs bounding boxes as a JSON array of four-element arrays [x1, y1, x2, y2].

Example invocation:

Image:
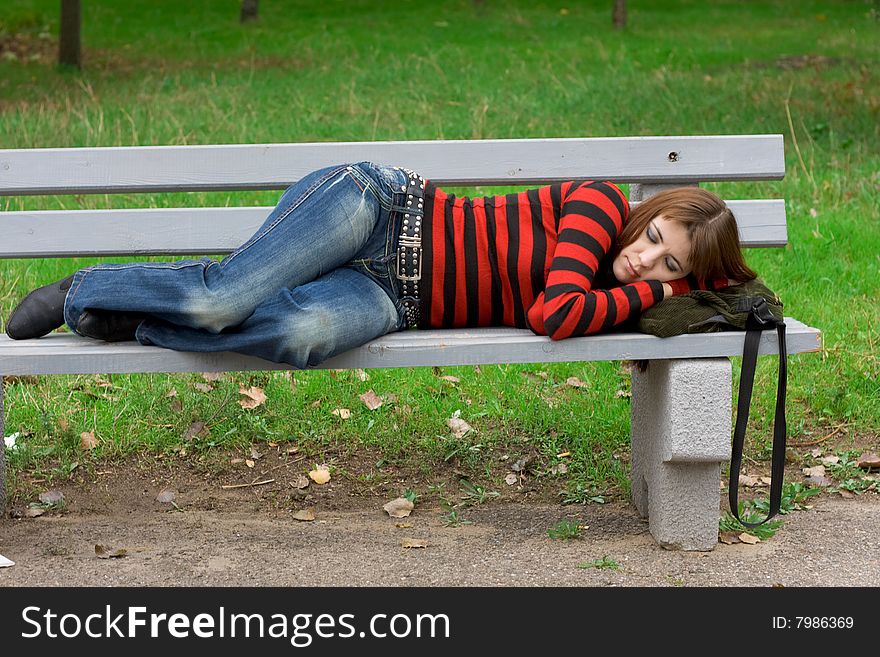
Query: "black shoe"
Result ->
[[77, 309, 145, 342], [5, 274, 75, 340]]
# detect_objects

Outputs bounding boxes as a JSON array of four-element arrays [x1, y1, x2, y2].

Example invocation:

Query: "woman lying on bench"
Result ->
[[5, 162, 755, 368]]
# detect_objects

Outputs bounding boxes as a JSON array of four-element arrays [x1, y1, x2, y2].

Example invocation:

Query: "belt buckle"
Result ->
[[396, 234, 422, 281]]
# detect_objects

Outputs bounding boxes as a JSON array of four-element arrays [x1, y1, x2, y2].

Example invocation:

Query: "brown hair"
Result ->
[[616, 187, 757, 282]]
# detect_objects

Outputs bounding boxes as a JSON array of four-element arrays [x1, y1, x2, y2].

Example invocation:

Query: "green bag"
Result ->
[[637, 278, 788, 529], [637, 278, 783, 338]]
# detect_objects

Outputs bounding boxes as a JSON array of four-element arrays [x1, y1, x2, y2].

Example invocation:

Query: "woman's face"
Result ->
[[612, 215, 692, 284]]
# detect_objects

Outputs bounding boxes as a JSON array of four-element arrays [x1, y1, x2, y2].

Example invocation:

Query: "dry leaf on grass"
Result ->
[[57, 417, 70, 432], [182, 421, 208, 442], [165, 388, 178, 398], [194, 382, 213, 393], [401, 539, 429, 549], [549, 463, 568, 475], [857, 452, 880, 469], [239, 386, 267, 409], [447, 416, 474, 439], [293, 475, 310, 490], [511, 456, 531, 473], [819, 455, 840, 465], [802, 465, 826, 478], [440, 375, 460, 383], [201, 372, 223, 382], [293, 509, 316, 522], [383, 498, 414, 518], [355, 369, 369, 382], [505, 474, 518, 486], [566, 377, 588, 389], [332, 408, 351, 420], [250, 447, 263, 460], [95, 544, 128, 559], [80, 431, 98, 450], [24, 507, 46, 518], [245, 459, 255, 468], [805, 475, 833, 487], [309, 466, 331, 485], [738, 533, 760, 545], [739, 474, 762, 487], [38, 490, 64, 505], [359, 390, 384, 411], [810, 447, 823, 457], [170, 399, 183, 413], [156, 488, 176, 503]]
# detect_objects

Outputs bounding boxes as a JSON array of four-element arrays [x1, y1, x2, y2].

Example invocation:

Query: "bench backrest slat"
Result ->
[[0, 135, 784, 196], [0, 200, 786, 258]]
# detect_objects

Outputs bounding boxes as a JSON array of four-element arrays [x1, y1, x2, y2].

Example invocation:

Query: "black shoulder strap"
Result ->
[[728, 299, 788, 527]]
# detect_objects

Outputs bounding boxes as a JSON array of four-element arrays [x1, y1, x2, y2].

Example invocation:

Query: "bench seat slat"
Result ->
[[0, 199, 787, 258], [0, 135, 785, 196], [0, 320, 820, 375]]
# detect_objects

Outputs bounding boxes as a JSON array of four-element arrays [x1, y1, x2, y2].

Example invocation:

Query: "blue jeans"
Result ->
[[63, 162, 412, 367]]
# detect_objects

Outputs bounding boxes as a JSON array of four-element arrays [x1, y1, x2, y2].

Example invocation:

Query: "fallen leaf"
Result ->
[[802, 465, 826, 478], [294, 475, 310, 489], [165, 388, 178, 398], [511, 456, 530, 473], [383, 497, 414, 518], [440, 375, 460, 383], [24, 507, 46, 518], [250, 447, 263, 460], [170, 399, 183, 413], [155, 488, 176, 503], [739, 474, 761, 487], [182, 421, 208, 442], [719, 532, 741, 545], [95, 545, 128, 559], [447, 416, 474, 439], [401, 539, 429, 549], [38, 490, 64, 505], [80, 431, 98, 450], [615, 389, 632, 398], [359, 390, 384, 411], [819, 455, 840, 465], [355, 369, 369, 382], [565, 376, 588, 389], [505, 473, 518, 485], [194, 382, 213, 393], [805, 475, 833, 487], [238, 386, 267, 409], [292, 508, 316, 522], [245, 459, 255, 468], [738, 533, 761, 545], [309, 466, 331, 485], [332, 408, 351, 420], [395, 523, 413, 529], [759, 477, 773, 486], [857, 452, 880, 469], [839, 490, 855, 499], [550, 463, 568, 475], [57, 418, 70, 432], [201, 372, 223, 382], [810, 447, 823, 457], [287, 446, 300, 455]]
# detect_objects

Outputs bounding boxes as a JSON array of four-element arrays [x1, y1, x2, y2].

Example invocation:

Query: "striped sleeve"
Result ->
[[525, 181, 664, 340], [668, 274, 731, 295]]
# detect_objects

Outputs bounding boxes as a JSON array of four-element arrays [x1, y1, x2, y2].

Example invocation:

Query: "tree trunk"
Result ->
[[240, 0, 259, 23], [613, 0, 627, 30], [59, 0, 81, 68]]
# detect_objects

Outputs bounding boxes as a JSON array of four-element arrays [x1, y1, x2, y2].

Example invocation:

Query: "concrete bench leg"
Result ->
[[631, 358, 731, 550]]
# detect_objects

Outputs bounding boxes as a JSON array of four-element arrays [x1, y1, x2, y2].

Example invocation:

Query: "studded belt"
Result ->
[[395, 169, 425, 328]]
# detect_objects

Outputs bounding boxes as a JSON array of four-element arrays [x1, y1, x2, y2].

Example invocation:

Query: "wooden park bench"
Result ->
[[0, 135, 821, 550]]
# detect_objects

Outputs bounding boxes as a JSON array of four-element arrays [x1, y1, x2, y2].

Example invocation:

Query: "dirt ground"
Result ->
[[1, 456, 878, 587]]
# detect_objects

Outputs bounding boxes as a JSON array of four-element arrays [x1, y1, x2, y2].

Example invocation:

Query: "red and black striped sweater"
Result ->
[[420, 179, 721, 340]]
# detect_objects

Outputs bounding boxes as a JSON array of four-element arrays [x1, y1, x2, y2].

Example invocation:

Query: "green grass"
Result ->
[[1, 0, 879, 504]]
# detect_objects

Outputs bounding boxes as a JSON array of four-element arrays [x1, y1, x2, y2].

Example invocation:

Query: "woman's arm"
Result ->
[[526, 181, 666, 340]]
